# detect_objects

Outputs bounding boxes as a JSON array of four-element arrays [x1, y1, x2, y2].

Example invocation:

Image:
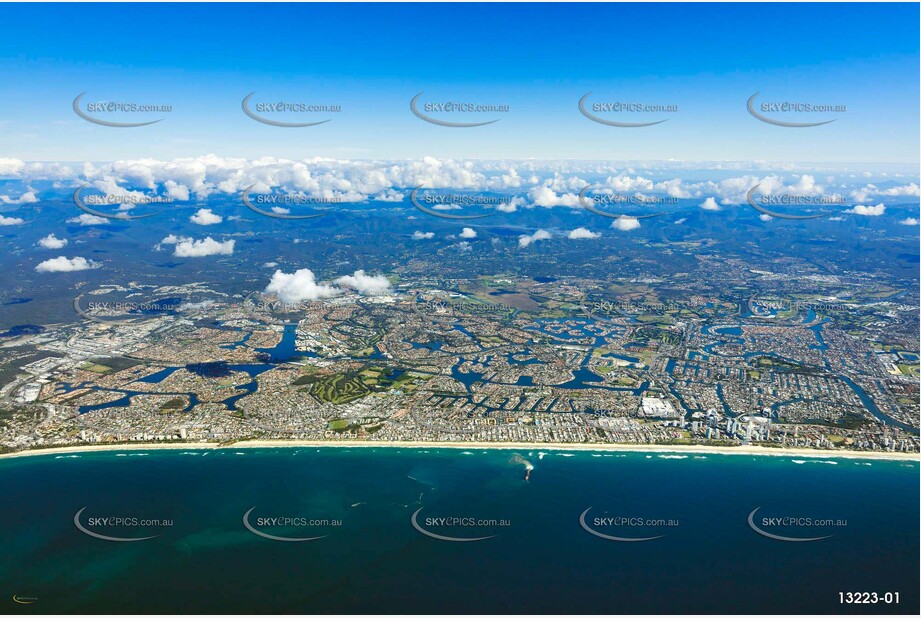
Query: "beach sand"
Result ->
[[0, 440, 917, 462]]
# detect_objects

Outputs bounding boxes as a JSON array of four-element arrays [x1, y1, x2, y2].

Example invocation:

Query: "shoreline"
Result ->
[[0, 440, 918, 462]]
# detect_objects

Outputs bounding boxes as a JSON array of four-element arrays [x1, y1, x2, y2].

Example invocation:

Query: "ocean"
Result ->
[[1, 448, 917, 614]]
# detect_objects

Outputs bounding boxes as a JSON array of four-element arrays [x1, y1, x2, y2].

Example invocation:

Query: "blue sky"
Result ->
[[0, 2, 918, 163]]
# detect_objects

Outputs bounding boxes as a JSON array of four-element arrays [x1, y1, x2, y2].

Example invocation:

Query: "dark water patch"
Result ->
[[0, 324, 44, 338]]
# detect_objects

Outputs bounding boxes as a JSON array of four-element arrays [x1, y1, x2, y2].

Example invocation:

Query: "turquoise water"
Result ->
[[1, 448, 917, 613]]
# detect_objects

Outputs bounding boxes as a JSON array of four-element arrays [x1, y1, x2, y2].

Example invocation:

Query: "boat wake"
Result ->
[[510, 454, 534, 480]]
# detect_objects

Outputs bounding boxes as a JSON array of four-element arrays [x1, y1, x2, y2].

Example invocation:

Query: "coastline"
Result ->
[[0, 440, 918, 462]]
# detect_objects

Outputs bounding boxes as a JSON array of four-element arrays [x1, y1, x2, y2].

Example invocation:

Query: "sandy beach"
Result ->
[[0, 440, 917, 462]]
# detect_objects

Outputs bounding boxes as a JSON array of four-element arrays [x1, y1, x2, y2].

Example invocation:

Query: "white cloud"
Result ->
[[335, 270, 392, 295], [190, 208, 223, 225], [656, 178, 690, 198], [173, 237, 235, 257], [787, 174, 821, 195], [602, 175, 655, 193], [899, 217, 919, 226], [67, 213, 108, 226], [527, 185, 582, 208], [852, 182, 920, 202], [0, 158, 25, 176], [700, 197, 720, 211], [611, 216, 641, 231], [674, 217, 687, 225], [35, 256, 100, 273], [0, 215, 25, 226], [881, 183, 920, 197], [844, 203, 885, 216], [459, 227, 477, 239], [850, 184, 877, 203], [0, 191, 38, 205], [567, 227, 599, 239], [374, 189, 404, 202], [759, 214, 772, 222], [38, 233, 68, 249], [159, 234, 190, 245], [263, 261, 279, 268], [496, 196, 526, 213], [265, 268, 339, 303], [164, 180, 190, 201], [412, 231, 434, 240], [518, 229, 551, 247]]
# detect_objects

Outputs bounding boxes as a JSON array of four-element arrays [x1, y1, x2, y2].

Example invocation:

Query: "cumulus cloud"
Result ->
[[412, 231, 434, 240], [0, 215, 25, 226], [518, 229, 551, 247], [190, 208, 223, 225], [263, 261, 279, 268], [568, 227, 599, 239], [335, 270, 392, 295], [459, 227, 477, 239], [35, 256, 100, 273], [851, 182, 920, 202], [0, 191, 38, 205], [67, 213, 108, 226], [38, 233, 68, 249], [0, 158, 25, 176], [491, 196, 523, 213], [164, 180, 191, 201], [265, 268, 339, 303], [881, 183, 920, 197], [611, 216, 641, 231], [787, 174, 821, 195], [173, 237, 235, 257], [845, 203, 885, 216], [3, 158, 917, 227], [759, 214, 772, 222], [700, 197, 720, 211], [374, 189, 404, 202], [899, 218, 919, 226], [527, 185, 582, 208]]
